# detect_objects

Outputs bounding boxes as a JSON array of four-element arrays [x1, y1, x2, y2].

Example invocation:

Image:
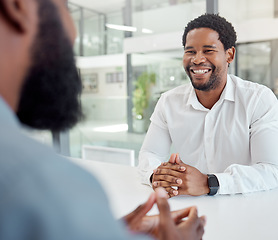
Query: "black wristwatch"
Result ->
[[207, 174, 219, 196], [150, 173, 154, 183]]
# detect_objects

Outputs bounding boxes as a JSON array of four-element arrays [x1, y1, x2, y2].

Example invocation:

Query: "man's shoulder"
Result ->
[[230, 74, 270, 93], [0, 125, 56, 164], [0, 124, 100, 188], [229, 74, 277, 107], [0, 125, 128, 240]]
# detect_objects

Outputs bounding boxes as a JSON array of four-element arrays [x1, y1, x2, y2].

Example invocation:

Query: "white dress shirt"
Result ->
[[138, 74, 278, 194]]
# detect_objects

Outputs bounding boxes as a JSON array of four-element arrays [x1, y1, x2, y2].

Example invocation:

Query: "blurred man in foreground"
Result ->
[[0, 0, 205, 239]]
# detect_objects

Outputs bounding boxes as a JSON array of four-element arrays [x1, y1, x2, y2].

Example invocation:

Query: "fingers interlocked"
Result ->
[[152, 162, 186, 197]]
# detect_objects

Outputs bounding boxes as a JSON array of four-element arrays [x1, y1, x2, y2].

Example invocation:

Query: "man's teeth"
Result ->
[[193, 69, 209, 74]]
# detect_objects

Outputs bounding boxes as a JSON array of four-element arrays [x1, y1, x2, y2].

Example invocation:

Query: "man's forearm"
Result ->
[[215, 163, 278, 194]]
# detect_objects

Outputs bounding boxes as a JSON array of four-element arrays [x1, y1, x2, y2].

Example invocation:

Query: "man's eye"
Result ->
[[185, 51, 195, 54]]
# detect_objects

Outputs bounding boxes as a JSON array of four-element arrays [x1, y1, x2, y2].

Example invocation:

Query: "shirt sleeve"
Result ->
[[215, 87, 278, 194], [137, 122, 172, 186]]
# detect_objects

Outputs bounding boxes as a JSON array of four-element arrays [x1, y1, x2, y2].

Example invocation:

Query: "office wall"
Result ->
[[77, 55, 127, 121]]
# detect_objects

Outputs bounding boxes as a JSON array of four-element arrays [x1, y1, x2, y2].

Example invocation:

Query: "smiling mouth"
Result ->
[[190, 69, 212, 75]]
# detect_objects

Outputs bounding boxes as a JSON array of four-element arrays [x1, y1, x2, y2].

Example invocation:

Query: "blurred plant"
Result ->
[[132, 72, 156, 119]]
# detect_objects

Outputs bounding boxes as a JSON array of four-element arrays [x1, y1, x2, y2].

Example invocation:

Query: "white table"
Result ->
[[70, 158, 278, 240]]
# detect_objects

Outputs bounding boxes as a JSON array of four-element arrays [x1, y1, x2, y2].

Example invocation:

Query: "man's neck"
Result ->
[[195, 81, 227, 110]]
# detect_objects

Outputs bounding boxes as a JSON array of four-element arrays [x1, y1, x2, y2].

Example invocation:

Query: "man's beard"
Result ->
[[186, 64, 221, 92], [17, 0, 83, 132]]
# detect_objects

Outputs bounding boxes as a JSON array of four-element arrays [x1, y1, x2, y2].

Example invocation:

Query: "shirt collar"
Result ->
[[221, 74, 235, 102], [188, 86, 206, 111], [187, 74, 235, 110]]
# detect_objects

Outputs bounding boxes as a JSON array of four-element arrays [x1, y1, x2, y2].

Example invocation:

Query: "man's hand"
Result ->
[[124, 188, 206, 239], [151, 153, 185, 196], [156, 188, 206, 240], [152, 153, 209, 197], [124, 191, 157, 234]]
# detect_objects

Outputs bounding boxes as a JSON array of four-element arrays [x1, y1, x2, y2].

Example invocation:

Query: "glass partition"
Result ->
[[68, 0, 207, 161], [82, 9, 105, 56], [69, 49, 190, 161], [69, 1, 207, 56], [69, 3, 106, 56], [132, 0, 206, 37], [69, 60, 139, 159], [219, 0, 278, 94], [219, 0, 274, 23], [106, 11, 125, 54], [236, 42, 271, 88], [131, 49, 189, 133], [68, 3, 82, 56]]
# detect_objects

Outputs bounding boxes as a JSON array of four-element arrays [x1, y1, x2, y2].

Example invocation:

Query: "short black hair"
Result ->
[[182, 14, 237, 50]]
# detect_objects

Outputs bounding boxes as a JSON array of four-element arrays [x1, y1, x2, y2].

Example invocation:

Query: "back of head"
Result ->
[[182, 14, 237, 50]]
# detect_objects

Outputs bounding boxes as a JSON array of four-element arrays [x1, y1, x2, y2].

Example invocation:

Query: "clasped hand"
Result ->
[[152, 154, 210, 198]]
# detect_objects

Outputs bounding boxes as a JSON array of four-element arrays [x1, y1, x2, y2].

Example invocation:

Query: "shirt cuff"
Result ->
[[137, 167, 154, 187], [146, 171, 153, 187], [214, 173, 235, 195]]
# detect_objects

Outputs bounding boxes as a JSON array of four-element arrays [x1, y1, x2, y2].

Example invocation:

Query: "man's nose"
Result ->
[[192, 52, 206, 64]]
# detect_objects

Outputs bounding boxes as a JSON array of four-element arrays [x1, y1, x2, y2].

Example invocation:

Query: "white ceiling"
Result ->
[[69, 0, 126, 13]]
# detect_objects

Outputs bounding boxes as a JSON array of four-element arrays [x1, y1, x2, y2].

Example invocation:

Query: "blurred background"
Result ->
[[25, 0, 278, 166]]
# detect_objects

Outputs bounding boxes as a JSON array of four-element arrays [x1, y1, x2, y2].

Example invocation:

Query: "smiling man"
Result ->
[[138, 14, 278, 197]]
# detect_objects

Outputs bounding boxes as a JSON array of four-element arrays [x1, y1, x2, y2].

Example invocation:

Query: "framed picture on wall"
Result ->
[[106, 72, 123, 83], [81, 73, 98, 93], [116, 72, 123, 82]]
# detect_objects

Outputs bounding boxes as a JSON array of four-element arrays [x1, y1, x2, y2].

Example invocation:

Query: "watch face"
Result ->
[[208, 174, 219, 195], [208, 175, 219, 187]]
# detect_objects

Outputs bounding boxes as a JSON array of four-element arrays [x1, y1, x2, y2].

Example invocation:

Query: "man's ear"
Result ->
[[226, 46, 236, 64], [0, 0, 36, 33]]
